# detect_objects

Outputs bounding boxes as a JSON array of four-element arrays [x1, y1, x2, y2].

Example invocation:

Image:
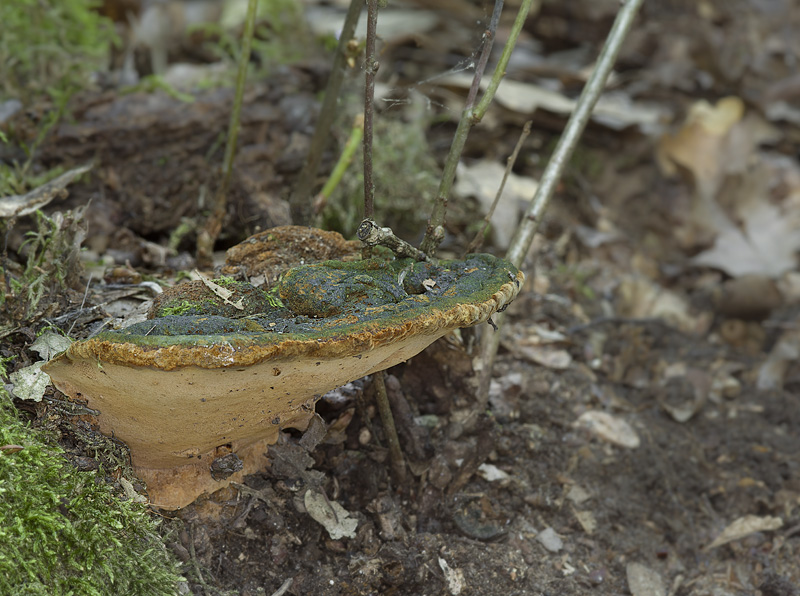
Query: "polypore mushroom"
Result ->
[[44, 252, 523, 509]]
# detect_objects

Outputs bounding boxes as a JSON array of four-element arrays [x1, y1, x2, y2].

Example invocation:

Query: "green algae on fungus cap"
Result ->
[[62, 254, 523, 370], [43, 254, 523, 510]]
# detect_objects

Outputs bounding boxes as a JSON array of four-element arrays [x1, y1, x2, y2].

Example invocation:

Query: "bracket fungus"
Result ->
[[44, 252, 523, 509]]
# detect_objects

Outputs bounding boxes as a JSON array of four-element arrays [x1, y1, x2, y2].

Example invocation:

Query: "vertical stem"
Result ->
[[465, 120, 531, 255], [361, 0, 405, 485], [373, 372, 407, 485], [506, 0, 644, 268], [420, 0, 532, 256], [290, 0, 362, 225], [477, 0, 645, 408], [464, 0, 504, 110], [197, 0, 258, 266], [362, 0, 379, 220]]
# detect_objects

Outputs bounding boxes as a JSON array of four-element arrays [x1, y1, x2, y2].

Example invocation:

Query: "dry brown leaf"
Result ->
[[705, 515, 783, 550], [692, 199, 800, 278], [657, 96, 744, 199], [516, 344, 572, 370], [574, 411, 640, 449]]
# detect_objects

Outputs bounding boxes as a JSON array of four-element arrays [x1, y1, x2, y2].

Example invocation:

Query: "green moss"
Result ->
[[0, 363, 184, 595], [101, 254, 520, 349], [158, 300, 200, 317]]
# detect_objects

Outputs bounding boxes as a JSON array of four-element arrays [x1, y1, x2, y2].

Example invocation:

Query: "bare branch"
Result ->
[[420, 0, 533, 256], [363, 0, 380, 220], [465, 120, 531, 255], [289, 0, 362, 225], [477, 0, 646, 408], [358, 218, 429, 262]]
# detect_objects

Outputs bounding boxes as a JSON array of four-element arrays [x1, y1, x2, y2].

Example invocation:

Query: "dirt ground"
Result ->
[[3, 1, 800, 595]]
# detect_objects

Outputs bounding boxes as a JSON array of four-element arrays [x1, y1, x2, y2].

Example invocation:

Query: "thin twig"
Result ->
[[476, 0, 646, 408], [465, 120, 531, 255], [373, 372, 407, 485], [362, 0, 379, 220], [196, 0, 258, 266], [465, 0, 504, 110], [269, 578, 294, 596], [290, 0, 362, 224], [420, 0, 532, 256], [360, 1, 407, 486]]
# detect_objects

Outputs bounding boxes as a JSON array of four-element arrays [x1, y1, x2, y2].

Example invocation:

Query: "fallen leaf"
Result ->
[[616, 275, 712, 334], [757, 328, 800, 390], [442, 74, 667, 133], [9, 362, 50, 402], [304, 490, 358, 540], [566, 484, 592, 506], [536, 527, 563, 553], [477, 463, 510, 482], [119, 476, 148, 504], [626, 562, 666, 596], [692, 199, 800, 278], [454, 160, 537, 249], [195, 270, 245, 310], [0, 164, 92, 218], [438, 557, 465, 596], [705, 515, 783, 550], [657, 97, 745, 200], [575, 411, 640, 449], [573, 508, 597, 535], [516, 344, 572, 370], [30, 331, 73, 360]]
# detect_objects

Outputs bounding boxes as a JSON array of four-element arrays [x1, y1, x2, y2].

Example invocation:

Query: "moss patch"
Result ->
[[0, 372, 183, 594], [107, 254, 520, 348]]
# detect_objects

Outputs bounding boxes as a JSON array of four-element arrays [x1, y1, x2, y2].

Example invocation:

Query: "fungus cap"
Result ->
[[44, 254, 523, 509]]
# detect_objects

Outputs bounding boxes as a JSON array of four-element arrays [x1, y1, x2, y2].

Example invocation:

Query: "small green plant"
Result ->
[[0, 209, 85, 334], [0, 163, 67, 202], [0, 361, 184, 595], [0, 0, 114, 102], [1, 0, 114, 196], [321, 115, 441, 240]]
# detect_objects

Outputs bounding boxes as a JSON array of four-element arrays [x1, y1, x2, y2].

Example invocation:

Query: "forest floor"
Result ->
[[2, 1, 800, 595]]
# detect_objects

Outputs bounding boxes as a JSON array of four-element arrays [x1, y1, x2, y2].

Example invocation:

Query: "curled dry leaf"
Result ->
[[705, 515, 783, 550], [575, 410, 640, 449], [304, 490, 358, 540], [438, 557, 465, 596]]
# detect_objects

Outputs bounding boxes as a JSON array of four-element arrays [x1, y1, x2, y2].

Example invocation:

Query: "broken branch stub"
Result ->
[[44, 251, 523, 510], [357, 218, 429, 262]]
